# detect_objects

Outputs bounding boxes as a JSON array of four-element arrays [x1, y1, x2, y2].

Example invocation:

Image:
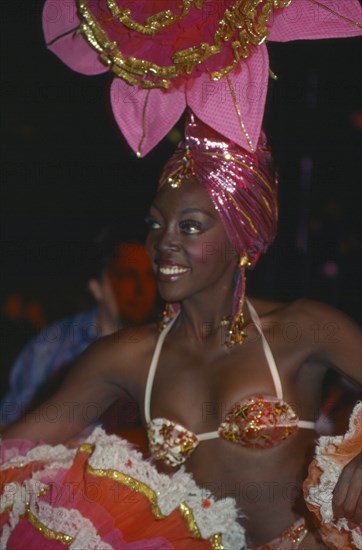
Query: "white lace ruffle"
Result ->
[[29, 499, 113, 550], [1, 477, 113, 550], [86, 428, 246, 549], [305, 401, 362, 549], [0, 441, 76, 470], [1, 479, 46, 548], [1, 427, 246, 549]]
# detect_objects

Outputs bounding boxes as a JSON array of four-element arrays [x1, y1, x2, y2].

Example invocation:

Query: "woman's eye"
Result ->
[[179, 220, 203, 234], [145, 216, 161, 230]]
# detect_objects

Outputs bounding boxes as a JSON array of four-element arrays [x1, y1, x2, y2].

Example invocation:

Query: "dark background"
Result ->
[[1, 1, 361, 327]]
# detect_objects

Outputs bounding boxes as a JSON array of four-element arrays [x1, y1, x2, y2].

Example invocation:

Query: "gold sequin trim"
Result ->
[[76, 0, 292, 89], [179, 502, 224, 550], [210, 533, 224, 550], [283, 518, 308, 545], [106, 0, 204, 35], [229, 194, 258, 235], [86, 461, 165, 519], [226, 74, 254, 152], [79, 442, 93, 453], [82, 445, 224, 546], [26, 504, 73, 544], [208, 151, 274, 194], [137, 89, 152, 157], [80, 444, 164, 519], [11, 443, 225, 547], [201, 149, 278, 236], [179, 501, 202, 538]]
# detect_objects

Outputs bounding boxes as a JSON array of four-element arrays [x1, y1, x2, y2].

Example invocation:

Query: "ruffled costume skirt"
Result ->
[[0, 428, 245, 549], [2, 401, 361, 550], [303, 401, 362, 549]]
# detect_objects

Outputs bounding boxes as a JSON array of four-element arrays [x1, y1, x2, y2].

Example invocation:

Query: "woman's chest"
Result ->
[[143, 336, 309, 434]]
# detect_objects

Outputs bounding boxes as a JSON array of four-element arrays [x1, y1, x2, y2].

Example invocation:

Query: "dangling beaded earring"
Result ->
[[159, 303, 176, 331], [221, 254, 252, 348]]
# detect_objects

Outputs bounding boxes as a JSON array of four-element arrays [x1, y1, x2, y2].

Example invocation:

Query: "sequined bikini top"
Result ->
[[145, 301, 315, 466]]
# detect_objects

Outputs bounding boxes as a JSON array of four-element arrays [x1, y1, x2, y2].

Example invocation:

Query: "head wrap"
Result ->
[[159, 113, 277, 342]]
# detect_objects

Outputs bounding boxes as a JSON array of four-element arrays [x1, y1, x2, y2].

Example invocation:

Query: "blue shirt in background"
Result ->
[[0, 308, 100, 425]]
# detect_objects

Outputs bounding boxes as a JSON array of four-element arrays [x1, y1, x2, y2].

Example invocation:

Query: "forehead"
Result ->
[[153, 178, 217, 215]]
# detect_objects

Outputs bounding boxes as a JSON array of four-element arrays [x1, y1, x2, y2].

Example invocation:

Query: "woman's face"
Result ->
[[146, 178, 238, 304]]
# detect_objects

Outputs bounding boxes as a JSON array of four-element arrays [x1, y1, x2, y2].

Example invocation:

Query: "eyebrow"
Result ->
[[150, 204, 214, 218], [180, 207, 213, 217]]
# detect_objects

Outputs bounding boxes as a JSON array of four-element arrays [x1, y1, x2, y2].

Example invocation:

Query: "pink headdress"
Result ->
[[159, 113, 277, 344], [42, 0, 362, 157], [42, 0, 361, 342]]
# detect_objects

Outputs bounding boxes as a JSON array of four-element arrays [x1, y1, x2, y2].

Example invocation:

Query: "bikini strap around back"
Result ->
[[246, 300, 283, 400], [144, 314, 179, 423]]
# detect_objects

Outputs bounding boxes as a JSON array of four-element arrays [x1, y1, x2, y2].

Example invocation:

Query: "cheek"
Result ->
[[188, 237, 234, 271]]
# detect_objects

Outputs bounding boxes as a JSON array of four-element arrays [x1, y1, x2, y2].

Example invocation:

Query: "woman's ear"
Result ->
[[88, 279, 104, 302]]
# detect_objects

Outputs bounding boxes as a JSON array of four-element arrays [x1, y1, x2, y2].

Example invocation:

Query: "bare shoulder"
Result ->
[[250, 295, 360, 330], [249, 296, 361, 383], [83, 323, 160, 389], [1, 324, 161, 443], [282, 298, 360, 333]]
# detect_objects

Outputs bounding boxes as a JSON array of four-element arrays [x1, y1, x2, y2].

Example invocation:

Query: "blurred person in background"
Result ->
[[0, 225, 157, 427], [0, 294, 39, 402]]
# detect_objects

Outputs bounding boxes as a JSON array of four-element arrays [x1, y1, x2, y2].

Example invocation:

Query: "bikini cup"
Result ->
[[145, 302, 315, 467], [147, 395, 300, 466]]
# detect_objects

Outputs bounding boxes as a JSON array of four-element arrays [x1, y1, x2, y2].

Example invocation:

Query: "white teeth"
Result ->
[[159, 266, 189, 275]]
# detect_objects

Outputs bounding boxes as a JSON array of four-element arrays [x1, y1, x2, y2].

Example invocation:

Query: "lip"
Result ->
[[155, 260, 191, 282]]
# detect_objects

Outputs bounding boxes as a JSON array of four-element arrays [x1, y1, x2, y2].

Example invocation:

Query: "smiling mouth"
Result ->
[[159, 265, 190, 276]]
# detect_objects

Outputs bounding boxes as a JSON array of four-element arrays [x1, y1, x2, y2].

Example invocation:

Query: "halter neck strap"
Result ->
[[144, 314, 179, 423], [144, 300, 284, 423], [246, 300, 283, 400]]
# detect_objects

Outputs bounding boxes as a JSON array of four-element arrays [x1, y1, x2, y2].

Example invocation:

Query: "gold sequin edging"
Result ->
[[83, 444, 224, 547], [106, 0, 203, 35], [137, 89, 152, 157], [26, 504, 73, 545], [76, 0, 292, 88], [15, 442, 225, 547]]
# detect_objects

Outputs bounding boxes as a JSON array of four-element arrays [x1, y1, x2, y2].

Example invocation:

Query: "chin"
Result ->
[[158, 284, 186, 304]]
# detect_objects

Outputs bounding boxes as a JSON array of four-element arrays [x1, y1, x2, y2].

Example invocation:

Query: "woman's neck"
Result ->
[[174, 292, 247, 345]]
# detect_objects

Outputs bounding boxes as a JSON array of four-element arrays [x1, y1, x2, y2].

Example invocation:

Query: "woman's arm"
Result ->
[[333, 450, 362, 528], [1, 327, 143, 444], [299, 299, 362, 386], [304, 301, 362, 528]]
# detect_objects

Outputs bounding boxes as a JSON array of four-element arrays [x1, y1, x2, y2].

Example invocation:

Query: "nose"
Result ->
[[154, 224, 180, 253]]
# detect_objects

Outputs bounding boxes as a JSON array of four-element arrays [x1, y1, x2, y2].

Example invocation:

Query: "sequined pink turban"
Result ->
[[159, 113, 277, 334]]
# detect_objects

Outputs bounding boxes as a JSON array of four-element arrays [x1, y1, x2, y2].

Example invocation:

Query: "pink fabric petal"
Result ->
[[186, 46, 269, 153], [269, 0, 362, 41], [110, 81, 186, 156], [42, 0, 107, 75], [8, 521, 65, 549]]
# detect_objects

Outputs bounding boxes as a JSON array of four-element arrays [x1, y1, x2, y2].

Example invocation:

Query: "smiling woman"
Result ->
[[152, 113, 277, 346], [1, 114, 361, 549], [1, 1, 362, 548], [146, 178, 238, 308]]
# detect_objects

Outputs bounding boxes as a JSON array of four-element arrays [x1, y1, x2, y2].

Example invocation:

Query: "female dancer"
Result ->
[[1, 114, 361, 549]]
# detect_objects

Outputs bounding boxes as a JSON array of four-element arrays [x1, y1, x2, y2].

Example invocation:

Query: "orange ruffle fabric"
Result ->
[[303, 402, 362, 549], [1, 428, 245, 549]]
